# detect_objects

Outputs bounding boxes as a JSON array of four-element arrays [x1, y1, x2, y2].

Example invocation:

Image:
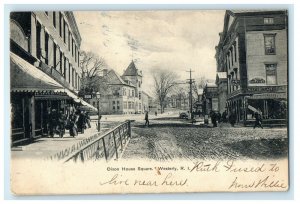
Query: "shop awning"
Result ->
[[10, 52, 65, 93], [11, 52, 97, 111], [80, 99, 98, 112]]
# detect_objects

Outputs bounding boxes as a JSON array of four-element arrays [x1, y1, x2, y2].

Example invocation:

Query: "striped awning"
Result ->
[[10, 52, 65, 93]]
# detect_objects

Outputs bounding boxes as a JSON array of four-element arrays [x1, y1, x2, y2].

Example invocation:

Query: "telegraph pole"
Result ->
[[186, 69, 194, 117]]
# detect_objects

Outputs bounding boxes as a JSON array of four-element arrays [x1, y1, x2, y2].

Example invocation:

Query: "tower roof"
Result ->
[[123, 60, 142, 76]]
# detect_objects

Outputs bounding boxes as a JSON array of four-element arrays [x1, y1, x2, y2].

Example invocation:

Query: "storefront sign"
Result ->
[[84, 94, 92, 99], [247, 85, 287, 93], [249, 78, 266, 84]]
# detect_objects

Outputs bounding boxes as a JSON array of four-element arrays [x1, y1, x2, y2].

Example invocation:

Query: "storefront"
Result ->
[[10, 52, 83, 146], [226, 86, 287, 125]]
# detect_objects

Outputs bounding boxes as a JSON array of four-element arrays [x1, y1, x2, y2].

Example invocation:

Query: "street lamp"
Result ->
[[96, 92, 101, 132]]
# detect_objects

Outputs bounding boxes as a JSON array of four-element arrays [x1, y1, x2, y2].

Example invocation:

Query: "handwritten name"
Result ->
[[228, 176, 287, 189], [189, 161, 220, 172]]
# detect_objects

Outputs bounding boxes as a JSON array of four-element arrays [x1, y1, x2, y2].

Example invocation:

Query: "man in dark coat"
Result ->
[[77, 110, 86, 134], [145, 111, 149, 127], [210, 111, 217, 127], [222, 110, 228, 123], [229, 112, 236, 127], [253, 112, 263, 129], [48, 109, 58, 137], [58, 109, 67, 138]]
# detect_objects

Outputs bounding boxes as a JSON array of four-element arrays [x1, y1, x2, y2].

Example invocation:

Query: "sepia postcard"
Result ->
[[9, 9, 289, 195]]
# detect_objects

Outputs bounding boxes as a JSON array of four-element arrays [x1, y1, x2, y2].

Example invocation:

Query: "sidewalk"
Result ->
[[11, 120, 121, 160]]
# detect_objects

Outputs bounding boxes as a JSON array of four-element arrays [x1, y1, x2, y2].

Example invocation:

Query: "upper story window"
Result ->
[[265, 63, 277, 85], [53, 12, 56, 28], [264, 34, 276, 55], [59, 12, 62, 37], [264, 17, 274, 24]]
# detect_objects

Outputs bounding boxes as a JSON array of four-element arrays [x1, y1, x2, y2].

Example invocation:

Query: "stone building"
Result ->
[[215, 10, 288, 124], [10, 12, 95, 145]]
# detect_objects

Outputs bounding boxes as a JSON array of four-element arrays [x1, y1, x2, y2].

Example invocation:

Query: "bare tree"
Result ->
[[79, 51, 107, 94], [152, 69, 178, 113], [192, 76, 209, 97]]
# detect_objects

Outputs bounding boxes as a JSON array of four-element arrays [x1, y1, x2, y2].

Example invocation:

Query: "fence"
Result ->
[[63, 120, 131, 163]]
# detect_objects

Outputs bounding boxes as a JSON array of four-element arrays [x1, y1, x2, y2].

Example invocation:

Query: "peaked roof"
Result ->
[[105, 69, 135, 87], [123, 61, 142, 76]]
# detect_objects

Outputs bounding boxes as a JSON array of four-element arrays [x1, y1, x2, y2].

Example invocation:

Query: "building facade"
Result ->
[[202, 83, 219, 115], [89, 61, 144, 115], [215, 10, 288, 124], [121, 61, 143, 114], [10, 12, 92, 146]]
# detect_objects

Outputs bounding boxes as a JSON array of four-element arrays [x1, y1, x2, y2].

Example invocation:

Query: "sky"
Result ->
[[74, 10, 225, 94]]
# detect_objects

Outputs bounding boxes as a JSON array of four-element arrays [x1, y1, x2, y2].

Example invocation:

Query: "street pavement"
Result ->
[[121, 113, 288, 161], [11, 111, 288, 162]]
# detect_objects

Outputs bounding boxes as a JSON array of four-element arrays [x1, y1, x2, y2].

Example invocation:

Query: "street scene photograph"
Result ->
[[9, 9, 289, 194]]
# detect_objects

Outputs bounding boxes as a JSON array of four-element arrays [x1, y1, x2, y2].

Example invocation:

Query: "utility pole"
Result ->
[[186, 69, 194, 118]]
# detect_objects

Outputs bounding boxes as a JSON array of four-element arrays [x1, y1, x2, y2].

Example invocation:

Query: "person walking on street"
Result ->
[[253, 112, 263, 129], [210, 111, 217, 127], [145, 111, 150, 127]]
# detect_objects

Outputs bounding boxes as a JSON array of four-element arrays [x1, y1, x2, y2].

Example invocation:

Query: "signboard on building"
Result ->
[[84, 94, 92, 99]]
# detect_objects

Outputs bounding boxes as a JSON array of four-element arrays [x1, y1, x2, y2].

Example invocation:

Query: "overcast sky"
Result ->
[[74, 10, 225, 94]]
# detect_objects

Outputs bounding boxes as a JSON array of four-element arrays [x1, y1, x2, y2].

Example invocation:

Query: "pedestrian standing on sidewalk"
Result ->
[[85, 111, 91, 128], [145, 111, 150, 127], [253, 112, 263, 129], [229, 112, 236, 127], [48, 109, 58, 137], [58, 109, 67, 138], [69, 111, 78, 137]]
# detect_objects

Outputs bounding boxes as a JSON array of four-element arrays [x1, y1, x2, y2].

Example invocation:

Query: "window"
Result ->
[[264, 17, 274, 24], [59, 51, 63, 74], [68, 32, 71, 51], [53, 43, 57, 68], [113, 101, 115, 105], [45, 11, 48, 16], [117, 106, 120, 110], [265, 64, 277, 85], [45, 32, 49, 65], [264, 34, 276, 55], [63, 20, 66, 43], [36, 21, 41, 60], [233, 43, 237, 62], [132, 90, 134, 96], [59, 12, 62, 37], [53, 12, 56, 28], [124, 102, 127, 109]]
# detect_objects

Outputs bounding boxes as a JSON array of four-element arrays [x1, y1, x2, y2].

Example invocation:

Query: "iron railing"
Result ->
[[63, 120, 131, 163]]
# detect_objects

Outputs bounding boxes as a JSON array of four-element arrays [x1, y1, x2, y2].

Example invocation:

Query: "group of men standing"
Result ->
[[48, 108, 91, 138], [209, 110, 263, 129]]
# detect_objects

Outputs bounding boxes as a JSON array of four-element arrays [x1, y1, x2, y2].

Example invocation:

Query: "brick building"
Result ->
[[10, 12, 96, 145], [215, 10, 288, 124]]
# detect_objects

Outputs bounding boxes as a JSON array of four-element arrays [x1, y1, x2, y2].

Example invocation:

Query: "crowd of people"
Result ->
[[48, 108, 91, 138], [209, 110, 263, 129]]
